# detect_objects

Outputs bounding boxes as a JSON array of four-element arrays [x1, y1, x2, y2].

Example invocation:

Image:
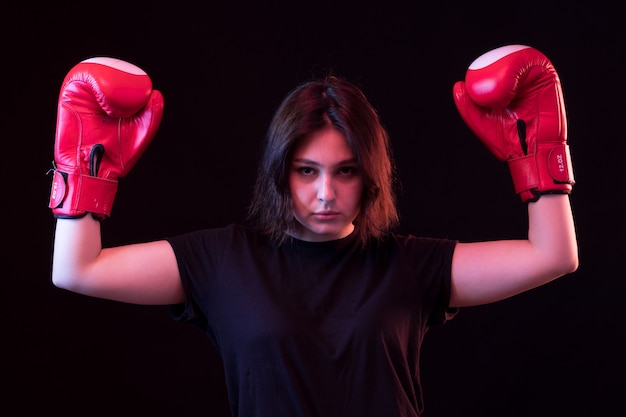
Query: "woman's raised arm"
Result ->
[[448, 45, 579, 306]]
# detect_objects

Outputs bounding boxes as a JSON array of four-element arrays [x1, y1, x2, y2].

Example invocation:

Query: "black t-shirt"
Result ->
[[167, 224, 458, 417]]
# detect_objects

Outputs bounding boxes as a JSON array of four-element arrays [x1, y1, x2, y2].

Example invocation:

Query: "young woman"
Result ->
[[49, 45, 578, 416]]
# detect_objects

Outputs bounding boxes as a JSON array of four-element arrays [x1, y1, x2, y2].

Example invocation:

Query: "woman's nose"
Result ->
[[317, 174, 335, 202]]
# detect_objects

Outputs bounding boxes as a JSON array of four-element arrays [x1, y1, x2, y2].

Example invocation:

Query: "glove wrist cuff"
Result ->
[[508, 143, 575, 202], [49, 170, 118, 218]]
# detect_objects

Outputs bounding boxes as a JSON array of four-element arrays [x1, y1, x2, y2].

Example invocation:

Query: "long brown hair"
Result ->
[[247, 75, 399, 245]]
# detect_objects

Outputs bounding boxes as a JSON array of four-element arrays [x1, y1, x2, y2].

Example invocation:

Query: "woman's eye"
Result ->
[[297, 167, 315, 175], [338, 166, 357, 175]]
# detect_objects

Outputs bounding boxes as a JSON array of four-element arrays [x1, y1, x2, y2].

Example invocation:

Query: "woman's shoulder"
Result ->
[[382, 232, 458, 254], [166, 223, 261, 245]]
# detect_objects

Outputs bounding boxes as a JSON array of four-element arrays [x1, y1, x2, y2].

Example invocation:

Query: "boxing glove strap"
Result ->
[[49, 170, 118, 218], [508, 143, 575, 202]]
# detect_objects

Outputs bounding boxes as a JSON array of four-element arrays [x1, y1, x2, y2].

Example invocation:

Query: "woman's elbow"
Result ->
[[554, 250, 580, 278], [51, 265, 85, 293], [565, 253, 580, 275], [51, 272, 74, 291]]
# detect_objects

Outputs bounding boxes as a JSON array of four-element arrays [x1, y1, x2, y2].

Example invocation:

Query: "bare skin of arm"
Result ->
[[450, 194, 578, 307], [52, 194, 578, 308], [52, 215, 184, 305]]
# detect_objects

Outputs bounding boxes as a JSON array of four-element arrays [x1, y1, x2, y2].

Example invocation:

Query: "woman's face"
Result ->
[[288, 128, 364, 241]]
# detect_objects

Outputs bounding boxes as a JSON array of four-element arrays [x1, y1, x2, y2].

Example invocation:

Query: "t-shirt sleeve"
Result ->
[[401, 235, 458, 327], [429, 238, 458, 326], [165, 226, 232, 332]]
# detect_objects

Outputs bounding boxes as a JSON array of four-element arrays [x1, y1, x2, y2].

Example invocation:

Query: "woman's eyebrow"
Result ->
[[292, 157, 358, 166]]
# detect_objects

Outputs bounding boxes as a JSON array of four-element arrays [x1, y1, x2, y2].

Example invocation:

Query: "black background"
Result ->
[[4, 1, 624, 416]]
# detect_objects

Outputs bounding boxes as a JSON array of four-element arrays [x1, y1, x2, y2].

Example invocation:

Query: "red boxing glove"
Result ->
[[453, 44, 574, 202], [48, 57, 164, 219]]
